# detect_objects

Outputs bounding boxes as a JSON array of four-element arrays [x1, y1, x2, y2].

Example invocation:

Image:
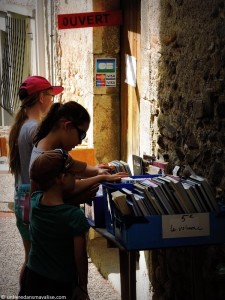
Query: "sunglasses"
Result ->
[[72, 123, 87, 140], [55, 148, 71, 173]]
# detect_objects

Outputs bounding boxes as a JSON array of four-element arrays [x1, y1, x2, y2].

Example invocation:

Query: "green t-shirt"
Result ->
[[28, 191, 90, 282]]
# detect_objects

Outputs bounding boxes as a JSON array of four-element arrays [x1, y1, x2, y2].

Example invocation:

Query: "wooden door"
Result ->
[[120, 0, 141, 163]]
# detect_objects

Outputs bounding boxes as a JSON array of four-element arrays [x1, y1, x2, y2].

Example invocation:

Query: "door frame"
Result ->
[[120, 0, 141, 164]]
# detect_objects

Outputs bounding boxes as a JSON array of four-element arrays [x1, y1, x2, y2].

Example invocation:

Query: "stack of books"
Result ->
[[108, 160, 132, 176], [110, 174, 219, 216]]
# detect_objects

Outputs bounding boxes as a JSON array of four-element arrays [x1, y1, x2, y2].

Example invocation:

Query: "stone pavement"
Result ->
[[0, 164, 121, 300]]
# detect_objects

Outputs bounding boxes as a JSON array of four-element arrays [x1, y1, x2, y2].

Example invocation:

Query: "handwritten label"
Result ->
[[162, 213, 210, 239]]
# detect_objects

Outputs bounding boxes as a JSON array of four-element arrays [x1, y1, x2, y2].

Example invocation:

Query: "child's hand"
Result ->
[[73, 285, 90, 300], [104, 172, 128, 182], [96, 163, 116, 175], [96, 163, 114, 170]]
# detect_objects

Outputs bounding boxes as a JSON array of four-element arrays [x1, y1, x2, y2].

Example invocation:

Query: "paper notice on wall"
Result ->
[[125, 54, 137, 87], [162, 213, 210, 239]]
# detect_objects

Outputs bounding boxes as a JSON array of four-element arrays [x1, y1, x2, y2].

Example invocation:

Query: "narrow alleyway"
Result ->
[[0, 165, 121, 300]]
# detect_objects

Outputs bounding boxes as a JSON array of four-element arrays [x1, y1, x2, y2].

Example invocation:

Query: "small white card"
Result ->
[[172, 165, 180, 176], [162, 213, 210, 239], [125, 54, 137, 87]]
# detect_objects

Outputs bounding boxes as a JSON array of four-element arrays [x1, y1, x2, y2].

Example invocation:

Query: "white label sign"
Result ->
[[125, 54, 137, 87], [162, 213, 210, 239]]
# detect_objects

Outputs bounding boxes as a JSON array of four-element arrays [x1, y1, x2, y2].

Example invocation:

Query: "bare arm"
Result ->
[[73, 172, 128, 195], [64, 172, 128, 205], [65, 183, 100, 205], [79, 163, 117, 177], [79, 164, 112, 177], [73, 234, 90, 300]]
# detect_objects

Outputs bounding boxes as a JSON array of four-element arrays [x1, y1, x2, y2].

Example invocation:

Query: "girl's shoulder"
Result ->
[[22, 119, 38, 130], [20, 119, 38, 137], [29, 146, 43, 170]]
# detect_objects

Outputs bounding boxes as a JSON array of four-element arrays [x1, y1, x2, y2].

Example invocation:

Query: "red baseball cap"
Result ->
[[19, 75, 64, 96]]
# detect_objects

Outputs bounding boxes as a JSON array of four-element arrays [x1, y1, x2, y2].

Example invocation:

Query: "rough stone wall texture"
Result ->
[[142, 1, 225, 299], [147, 0, 225, 194]]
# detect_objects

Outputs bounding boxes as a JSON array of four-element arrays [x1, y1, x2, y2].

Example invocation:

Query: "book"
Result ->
[[119, 160, 132, 176], [111, 190, 132, 215], [163, 175, 196, 213], [191, 180, 213, 211], [121, 177, 147, 183], [151, 160, 169, 173], [189, 174, 219, 212], [133, 193, 151, 216], [132, 155, 144, 175], [108, 160, 126, 173], [121, 188, 143, 217], [108, 160, 132, 176], [181, 182, 202, 213], [153, 177, 184, 214], [184, 179, 208, 212], [141, 179, 174, 214], [144, 187, 166, 215], [146, 165, 161, 174], [133, 183, 160, 215]]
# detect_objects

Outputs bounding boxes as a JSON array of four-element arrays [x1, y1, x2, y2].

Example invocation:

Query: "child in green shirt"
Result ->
[[19, 149, 90, 299]]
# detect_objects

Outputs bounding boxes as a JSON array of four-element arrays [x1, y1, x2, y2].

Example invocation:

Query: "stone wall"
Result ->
[[146, 0, 225, 195], [142, 1, 225, 299]]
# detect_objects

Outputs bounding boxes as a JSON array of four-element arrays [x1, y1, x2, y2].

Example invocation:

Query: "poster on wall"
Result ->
[[95, 58, 116, 87]]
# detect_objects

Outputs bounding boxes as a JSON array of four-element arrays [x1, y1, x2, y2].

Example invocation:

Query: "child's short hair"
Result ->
[[30, 149, 86, 190]]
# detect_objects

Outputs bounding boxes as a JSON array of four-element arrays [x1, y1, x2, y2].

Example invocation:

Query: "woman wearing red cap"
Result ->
[[8, 75, 64, 286]]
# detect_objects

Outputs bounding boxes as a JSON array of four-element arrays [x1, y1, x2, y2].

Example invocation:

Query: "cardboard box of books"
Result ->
[[102, 175, 225, 250], [85, 185, 105, 228]]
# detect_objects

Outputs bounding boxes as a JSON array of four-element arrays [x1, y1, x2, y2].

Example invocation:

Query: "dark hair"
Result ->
[[33, 101, 90, 145], [8, 91, 42, 175]]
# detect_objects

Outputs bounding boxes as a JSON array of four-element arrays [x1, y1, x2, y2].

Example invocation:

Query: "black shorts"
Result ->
[[19, 266, 73, 299]]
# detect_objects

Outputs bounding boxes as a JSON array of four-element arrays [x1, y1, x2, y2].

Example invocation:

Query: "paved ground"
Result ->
[[0, 165, 121, 300]]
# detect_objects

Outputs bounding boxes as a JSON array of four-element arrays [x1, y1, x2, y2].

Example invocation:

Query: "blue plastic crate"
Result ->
[[114, 212, 225, 250], [102, 183, 133, 234], [102, 175, 160, 234], [102, 178, 225, 250], [85, 195, 105, 228]]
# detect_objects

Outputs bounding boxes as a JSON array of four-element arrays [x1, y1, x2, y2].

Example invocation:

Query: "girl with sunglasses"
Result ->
[[30, 101, 127, 203]]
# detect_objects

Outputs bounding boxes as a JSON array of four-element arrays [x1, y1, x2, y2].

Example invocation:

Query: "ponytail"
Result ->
[[33, 103, 62, 145], [8, 108, 28, 175], [9, 91, 41, 175]]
